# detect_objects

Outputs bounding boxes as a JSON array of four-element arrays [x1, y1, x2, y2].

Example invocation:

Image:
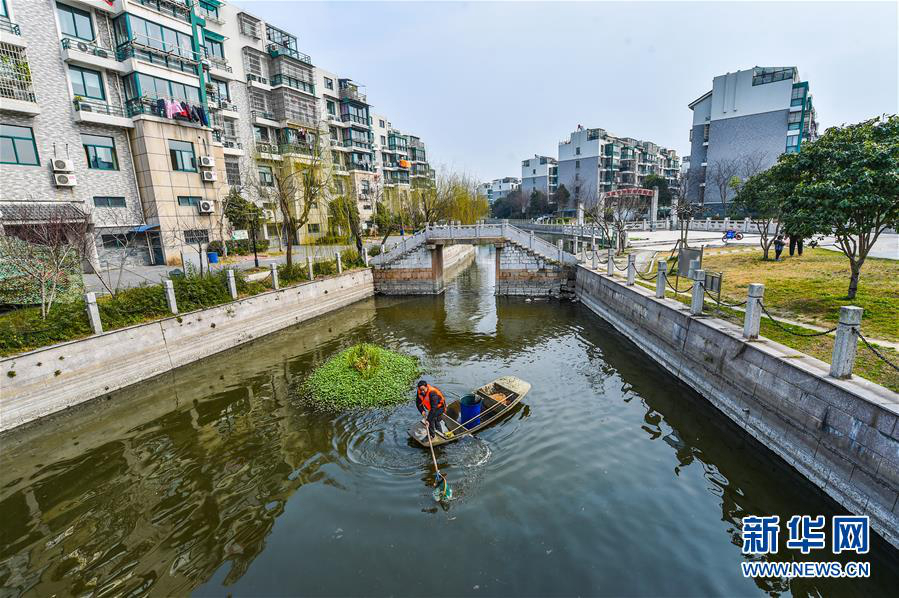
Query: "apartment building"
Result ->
[[1, 0, 230, 267], [520, 155, 557, 196], [687, 66, 819, 206], [480, 177, 520, 203], [557, 126, 680, 209], [1, 0, 438, 265]]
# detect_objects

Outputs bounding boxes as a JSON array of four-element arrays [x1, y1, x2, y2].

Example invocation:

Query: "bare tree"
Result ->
[[0, 203, 92, 318], [671, 170, 702, 247], [582, 189, 649, 254], [248, 124, 335, 268], [708, 158, 740, 215]]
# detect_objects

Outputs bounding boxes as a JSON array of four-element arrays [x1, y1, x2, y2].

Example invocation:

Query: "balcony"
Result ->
[[222, 137, 244, 156], [246, 73, 271, 91], [339, 85, 366, 103], [204, 54, 232, 74], [340, 113, 369, 127], [0, 47, 38, 115], [197, 6, 224, 25], [255, 142, 281, 159], [124, 96, 206, 127], [279, 142, 313, 156], [348, 161, 373, 172], [343, 139, 372, 150], [132, 0, 191, 24], [117, 39, 200, 76], [73, 98, 133, 128], [251, 110, 280, 127], [267, 43, 312, 65], [0, 19, 22, 45], [270, 73, 315, 96], [61, 37, 127, 73]]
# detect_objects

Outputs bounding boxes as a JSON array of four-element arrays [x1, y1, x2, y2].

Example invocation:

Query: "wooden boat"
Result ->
[[408, 376, 531, 447]]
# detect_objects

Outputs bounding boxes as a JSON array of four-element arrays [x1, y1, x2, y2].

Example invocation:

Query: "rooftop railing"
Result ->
[[267, 42, 312, 65]]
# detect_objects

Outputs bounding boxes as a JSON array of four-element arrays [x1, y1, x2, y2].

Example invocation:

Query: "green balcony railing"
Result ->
[[267, 43, 312, 65], [62, 37, 117, 60], [340, 113, 369, 126], [74, 98, 126, 117], [0, 19, 21, 35]]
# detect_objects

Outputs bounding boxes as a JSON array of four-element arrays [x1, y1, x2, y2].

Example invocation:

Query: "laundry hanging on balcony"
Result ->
[[154, 98, 209, 126]]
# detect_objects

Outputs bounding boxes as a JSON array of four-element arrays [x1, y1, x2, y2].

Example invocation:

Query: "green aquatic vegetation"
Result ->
[[305, 344, 420, 409]]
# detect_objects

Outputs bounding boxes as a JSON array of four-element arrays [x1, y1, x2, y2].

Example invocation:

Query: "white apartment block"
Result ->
[[557, 126, 680, 209], [481, 177, 520, 203], [520, 155, 557, 196]]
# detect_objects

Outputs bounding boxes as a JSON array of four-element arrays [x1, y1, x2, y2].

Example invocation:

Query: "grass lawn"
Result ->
[[698, 247, 899, 342], [633, 279, 899, 393]]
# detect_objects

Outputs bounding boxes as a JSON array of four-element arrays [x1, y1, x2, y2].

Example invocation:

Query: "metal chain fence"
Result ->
[[858, 333, 899, 373]]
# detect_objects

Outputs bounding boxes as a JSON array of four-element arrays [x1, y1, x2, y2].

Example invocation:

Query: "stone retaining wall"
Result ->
[[575, 266, 899, 548], [373, 244, 475, 295], [496, 242, 572, 297], [0, 270, 374, 433]]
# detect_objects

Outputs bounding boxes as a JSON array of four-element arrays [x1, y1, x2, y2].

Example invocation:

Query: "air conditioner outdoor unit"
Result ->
[[197, 200, 214, 214], [202, 170, 217, 182], [198, 156, 216, 168], [54, 173, 77, 187], [51, 158, 74, 172], [263, 209, 275, 219]]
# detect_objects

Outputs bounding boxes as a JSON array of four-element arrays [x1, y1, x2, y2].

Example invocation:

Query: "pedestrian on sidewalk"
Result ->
[[773, 235, 785, 261]]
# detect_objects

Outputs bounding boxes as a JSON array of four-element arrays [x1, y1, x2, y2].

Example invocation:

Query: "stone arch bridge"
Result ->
[[371, 222, 579, 297]]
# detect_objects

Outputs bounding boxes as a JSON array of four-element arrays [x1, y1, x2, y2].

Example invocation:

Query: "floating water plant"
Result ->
[[305, 343, 420, 409]]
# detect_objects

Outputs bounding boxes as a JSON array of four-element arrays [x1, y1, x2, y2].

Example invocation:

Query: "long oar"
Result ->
[[427, 429, 452, 500]]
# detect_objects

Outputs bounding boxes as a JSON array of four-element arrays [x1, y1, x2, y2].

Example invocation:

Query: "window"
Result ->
[[57, 3, 94, 41], [177, 195, 201, 207], [204, 37, 224, 60], [788, 111, 802, 130], [326, 100, 336, 115], [575, 147, 581, 155], [575, 160, 580, 169], [0, 124, 39, 165], [168, 139, 196, 171], [0, 0, 7, 18], [258, 165, 274, 186], [324, 77, 333, 90], [225, 160, 241, 185], [380, 135, 386, 145], [532, 169, 536, 174], [198, 0, 219, 19], [307, 223, 320, 233], [125, 73, 199, 102], [379, 119, 385, 128], [254, 126, 269, 142], [212, 78, 229, 101], [69, 66, 104, 100], [94, 196, 127, 207], [82, 134, 118, 170], [101, 234, 129, 248], [183, 229, 209, 244], [689, 128, 693, 142], [702, 124, 710, 142]]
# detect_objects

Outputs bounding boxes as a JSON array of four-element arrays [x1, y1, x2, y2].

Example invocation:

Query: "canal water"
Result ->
[[1, 247, 897, 597]]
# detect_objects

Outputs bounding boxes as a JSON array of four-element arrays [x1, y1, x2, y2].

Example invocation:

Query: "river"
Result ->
[[1, 246, 897, 597]]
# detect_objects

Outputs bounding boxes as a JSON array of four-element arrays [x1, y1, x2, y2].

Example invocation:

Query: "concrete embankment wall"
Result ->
[[373, 244, 475, 295], [0, 269, 374, 433], [575, 266, 899, 548], [496, 241, 572, 297], [443, 244, 476, 280]]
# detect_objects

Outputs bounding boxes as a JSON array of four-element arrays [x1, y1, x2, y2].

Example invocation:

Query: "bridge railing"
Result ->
[[370, 228, 429, 266]]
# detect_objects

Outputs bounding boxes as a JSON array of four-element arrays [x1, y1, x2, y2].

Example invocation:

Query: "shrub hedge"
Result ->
[[206, 239, 270, 257]]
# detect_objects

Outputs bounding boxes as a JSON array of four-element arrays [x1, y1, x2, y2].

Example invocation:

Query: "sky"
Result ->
[[236, 1, 898, 182]]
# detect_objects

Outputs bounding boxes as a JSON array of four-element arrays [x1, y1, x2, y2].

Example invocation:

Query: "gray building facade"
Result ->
[[687, 66, 819, 209]]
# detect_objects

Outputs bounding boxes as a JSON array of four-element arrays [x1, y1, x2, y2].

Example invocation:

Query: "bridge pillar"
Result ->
[[428, 242, 445, 294], [494, 242, 504, 283]]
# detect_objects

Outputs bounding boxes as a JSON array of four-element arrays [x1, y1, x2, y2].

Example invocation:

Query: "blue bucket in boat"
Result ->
[[460, 394, 482, 429]]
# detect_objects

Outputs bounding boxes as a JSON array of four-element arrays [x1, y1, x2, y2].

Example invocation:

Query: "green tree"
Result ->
[[223, 188, 260, 230], [642, 174, 672, 206], [732, 157, 797, 259], [781, 114, 899, 299], [527, 190, 552, 217], [551, 184, 570, 212]]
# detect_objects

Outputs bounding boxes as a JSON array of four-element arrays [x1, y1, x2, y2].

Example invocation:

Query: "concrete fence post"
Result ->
[[592, 242, 598, 269], [627, 254, 636, 286], [607, 248, 615, 276], [270, 263, 279, 290], [642, 219, 647, 231], [529, 230, 535, 250], [163, 279, 178, 314], [724, 217, 730, 231], [743, 217, 750, 232], [830, 306, 863, 378], [690, 268, 705, 315], [336, 250, 343, 274], [656, 260, 667, 298], [84, 292, 102, 335], [688, 258, 699, 279], [363, 247, 370, 267], [307, 256, 314, 280], [226, 269, 238, 299], [705, 217, 711, 230], [743, 283, 765, 339]]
